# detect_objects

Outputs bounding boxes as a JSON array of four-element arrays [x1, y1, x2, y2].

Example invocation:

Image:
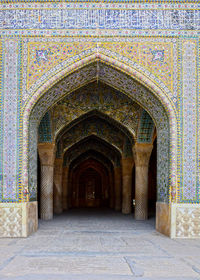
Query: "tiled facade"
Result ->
[[0, 0, 199, 238]]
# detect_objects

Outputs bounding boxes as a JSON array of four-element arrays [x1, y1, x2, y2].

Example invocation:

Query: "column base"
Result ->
[[40, 211, 53, 220], [156, 202, 200, 238], [156, 202, 171, 237], [171, 203, 200, 238], [0, 202, 38, 237]]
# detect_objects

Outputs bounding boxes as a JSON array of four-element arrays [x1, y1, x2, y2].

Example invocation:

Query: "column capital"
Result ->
[[38, 143, 56, 166], [121, 157, 134, 173], [63, 165, 69, 171], [54, 157, 63, 165], [54, 158, 63, 175], [133, 143, 153, 167]]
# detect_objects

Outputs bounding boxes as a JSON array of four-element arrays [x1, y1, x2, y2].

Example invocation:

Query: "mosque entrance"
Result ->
[[37, 80, 158, 222], [26, 60, 171, 235]]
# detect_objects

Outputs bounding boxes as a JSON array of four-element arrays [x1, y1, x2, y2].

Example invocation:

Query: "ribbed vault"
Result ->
[[63, 135, 121, 167], [69, 151, 113, 173], [57, 114, 133, 156]]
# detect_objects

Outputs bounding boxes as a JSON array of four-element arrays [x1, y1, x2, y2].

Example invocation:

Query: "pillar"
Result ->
[[109, 171, 115, 209], [122, 157, 134, 214], [62, 165, 69, 210], [133, 143, 153, 220], [54, 158, 63, 214], [38, 143, 56, 220], [114, 166, 122, 211], [68, 170, 73, 208]]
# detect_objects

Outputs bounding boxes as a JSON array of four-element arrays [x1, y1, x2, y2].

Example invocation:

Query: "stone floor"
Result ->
[[0, 208, 200, 280]]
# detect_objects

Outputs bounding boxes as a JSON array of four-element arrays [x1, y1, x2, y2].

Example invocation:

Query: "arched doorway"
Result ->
[[22, 58, 176, 237], [76, 167, 102, 208], [62, 136, 121, 212], [70, 158, 109, 208]]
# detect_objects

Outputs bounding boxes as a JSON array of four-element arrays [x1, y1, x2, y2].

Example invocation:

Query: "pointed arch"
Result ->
[[21, 54, 177, 206]]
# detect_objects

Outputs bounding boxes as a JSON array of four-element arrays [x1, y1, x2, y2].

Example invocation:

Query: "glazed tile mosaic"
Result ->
[[61, 116, 129, 153], [64, 137, 121, 167], [0, 0, 199, 238], [0, 6, 200, 31], [0, 0, 199, 2], [48, 82, 142, 139]]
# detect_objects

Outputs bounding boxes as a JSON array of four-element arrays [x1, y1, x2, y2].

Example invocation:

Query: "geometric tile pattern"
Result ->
[[28, 120, 38, 200], [20, 37, 178, 109], [180, 40, 199, 203], [49, 82, 141, 140], [60, 115, 128, 154], [64, 136, 121, 168], [123, 137, 133, 158], [26, 41, 173, 92], [1, 38, 19, 202], [38, 112, 52, 143], [1, 0, 199, 2], [137, 110, 155, 143]]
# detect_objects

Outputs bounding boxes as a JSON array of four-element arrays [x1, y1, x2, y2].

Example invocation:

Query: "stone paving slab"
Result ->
[[0, 255, 132, 277], [1, 275, 200, 280], [0, 209, 200, 280], [128, 256, 199, 278]]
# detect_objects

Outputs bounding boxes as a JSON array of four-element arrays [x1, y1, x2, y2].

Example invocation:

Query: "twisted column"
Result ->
[[122, 157, 134, 214], [38, 143, 56, 220], [53, 158, 63, 214], [133, 143, 153, 220], [62, 165, 69, 210]]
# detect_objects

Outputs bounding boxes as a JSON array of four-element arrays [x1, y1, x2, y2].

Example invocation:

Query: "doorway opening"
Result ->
[[25, 60, 172, 235], [36, 81, 158, 221]]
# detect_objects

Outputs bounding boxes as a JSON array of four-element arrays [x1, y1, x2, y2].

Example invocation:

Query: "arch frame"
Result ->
[[55, 109, 136, 143], [20, 52, 178, 238], [22, 53, 177, 199]]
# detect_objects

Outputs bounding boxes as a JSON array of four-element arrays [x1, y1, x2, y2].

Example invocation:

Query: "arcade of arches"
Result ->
[[37, 81, 157, 224]]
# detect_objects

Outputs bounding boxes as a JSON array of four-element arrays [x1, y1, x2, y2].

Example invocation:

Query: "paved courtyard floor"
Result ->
[[0, 208, 200, 280]]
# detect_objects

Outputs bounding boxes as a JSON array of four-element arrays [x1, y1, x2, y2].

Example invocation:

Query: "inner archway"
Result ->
[[24, 58, 176, 237], [78, 167, 102, 208], [70, 158, 110, 208], [37, 80, 157, 223]]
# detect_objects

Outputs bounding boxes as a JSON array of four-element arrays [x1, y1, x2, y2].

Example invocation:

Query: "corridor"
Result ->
[[0, 209, 200, 280]]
